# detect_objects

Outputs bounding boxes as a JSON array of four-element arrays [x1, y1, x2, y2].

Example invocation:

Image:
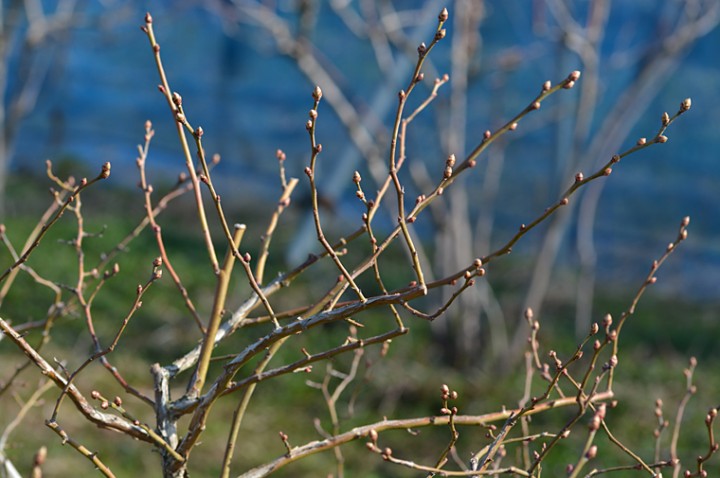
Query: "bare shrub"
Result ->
[[0, 8, 716, 478]]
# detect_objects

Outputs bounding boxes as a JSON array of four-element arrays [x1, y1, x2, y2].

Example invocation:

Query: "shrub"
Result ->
[[0, 7, 716, 478]]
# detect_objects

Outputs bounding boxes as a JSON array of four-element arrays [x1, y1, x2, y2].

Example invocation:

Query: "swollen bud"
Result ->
[[312, 86, 323, 101], [680, 98, 692, 112], [100, 162, 111, 179], [438, 8, 449, 22], [585, 445, 597, 459]]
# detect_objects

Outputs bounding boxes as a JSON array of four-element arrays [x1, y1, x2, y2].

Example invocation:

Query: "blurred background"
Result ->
[[1, 0, 720, 475], [3, 0, 720, 352]]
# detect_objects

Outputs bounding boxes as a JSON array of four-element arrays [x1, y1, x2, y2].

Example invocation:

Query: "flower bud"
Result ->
[[585, 445, 597, 459], [100, 162, 111, 179], [312, 86, 322, 101]]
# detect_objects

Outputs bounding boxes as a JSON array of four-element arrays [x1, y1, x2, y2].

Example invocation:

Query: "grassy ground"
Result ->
[[1, 172, 718, 477]]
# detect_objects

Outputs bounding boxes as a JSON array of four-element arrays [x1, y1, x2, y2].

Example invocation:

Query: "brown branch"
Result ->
[[238, 391, 613, 478], [0, 316, 152, 442], [0, 161, 110, 284]]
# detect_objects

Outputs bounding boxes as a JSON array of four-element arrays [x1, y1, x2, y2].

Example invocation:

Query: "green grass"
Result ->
[[1, 172, 719, 476]]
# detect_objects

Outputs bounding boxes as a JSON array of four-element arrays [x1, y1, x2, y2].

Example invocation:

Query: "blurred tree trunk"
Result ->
[[431, 0, 487, 367], [504, 0, 720, 366]]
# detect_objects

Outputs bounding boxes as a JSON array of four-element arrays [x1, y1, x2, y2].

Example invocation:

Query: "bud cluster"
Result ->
[[443, 154, 456, 179]]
